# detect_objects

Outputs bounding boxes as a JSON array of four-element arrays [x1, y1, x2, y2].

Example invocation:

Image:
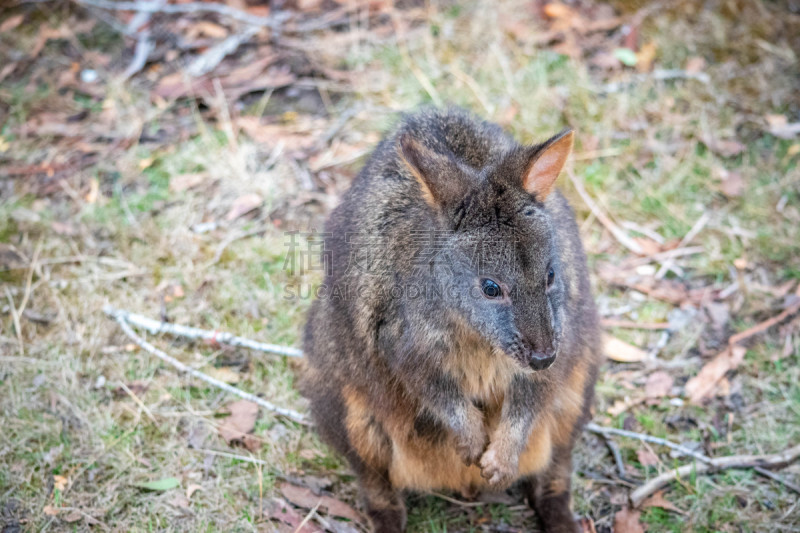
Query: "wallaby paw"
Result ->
[[455, 430, 487, 466], [479, 445, 518, 488]]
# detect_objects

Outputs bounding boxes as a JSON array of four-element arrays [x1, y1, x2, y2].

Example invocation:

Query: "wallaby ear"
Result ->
[[398, 133, 462, 209], [522, 129, 574, 201]]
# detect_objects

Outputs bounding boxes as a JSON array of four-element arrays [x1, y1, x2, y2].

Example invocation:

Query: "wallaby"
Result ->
[[300, 107, 601, 533]]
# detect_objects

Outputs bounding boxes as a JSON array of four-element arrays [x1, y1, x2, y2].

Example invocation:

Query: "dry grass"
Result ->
[[1, 0, 799, 531]]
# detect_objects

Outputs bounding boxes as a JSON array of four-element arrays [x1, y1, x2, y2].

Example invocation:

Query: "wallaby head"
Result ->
[[398, 128, 574, 372]]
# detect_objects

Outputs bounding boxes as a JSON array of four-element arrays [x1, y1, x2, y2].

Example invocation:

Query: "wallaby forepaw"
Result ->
[[479, 445, 517, 488], [455, 432, 486, 466]]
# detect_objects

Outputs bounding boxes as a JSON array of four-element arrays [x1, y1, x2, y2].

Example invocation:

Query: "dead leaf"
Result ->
[[1, 14, 24, 32], [279, 482, 362, 522], [264, 497, 324, 533], [701, 135, 745, 157], [203, 366, 241, 384], [613, 507, 644, 533], [186, 483, 203, 499], [218, 399, 259, 449], [186, 21, 229, 39], [113, 380, 149, 398], [224, 193, 263, 221], [631, 237, 662, 256], [43, 505, 60, 516], [603, 334, 647, 362], [53, 475, 68, 491], [636, 41, 657, 72], [0, 243, 26, 270], [719, 170, 745, 198], [641, 490, 685, 514], [636, 448, 659, 466], [685, 56, 706, 73], [578, 517, 597, 533], [236, 118, 317, 154], [685, 345, 746, 403], [644, 371, 673, 399], [169, 173, 208, 193], [85, 178, 99, 204], [543, 3, 576, 20]]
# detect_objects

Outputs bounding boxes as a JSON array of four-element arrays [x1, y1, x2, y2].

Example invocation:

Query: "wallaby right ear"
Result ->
[[398, 134, 464, 210]]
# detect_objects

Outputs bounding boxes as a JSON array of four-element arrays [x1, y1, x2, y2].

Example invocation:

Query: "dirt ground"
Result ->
[[1, 0, 800, 531]]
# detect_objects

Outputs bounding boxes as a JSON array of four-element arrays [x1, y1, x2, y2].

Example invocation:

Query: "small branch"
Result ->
[[601, 319, 670, 330], [566, 169, 644, 255], [103, 305, 303, 357], [186, 26, 260, 77], [598, 433, 627, 479], [109, 312, 307, 424], [586, 423, 800, 505], [121, 30, 154, 80], [629, 444, 800, 506], [71, 0, 290, 30], [586, 423, 708, 464]]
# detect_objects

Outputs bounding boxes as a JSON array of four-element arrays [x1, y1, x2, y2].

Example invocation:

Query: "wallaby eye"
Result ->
[[481, 279, 502, 298], [547, 267, 555, 288]]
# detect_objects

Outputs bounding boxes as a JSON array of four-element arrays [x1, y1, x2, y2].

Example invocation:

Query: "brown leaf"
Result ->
[[613, 507, 644, 533], [264, 497, 323, 533], [578, 517, 597, 533], [641, 490, 685, 514], [1, 14, 24, 32], [0, 243, 26, 270], [701, 135, 745, 157], [644, 371, 673, 399], [43, 505, 60, 516], [636, 448, 659, 466], [236, 118, 316, 154], [719, 170, 745, 198], [113, 380, 149, 398], [279, 482, 362, 522], [218, 399, 259, 447], [53, 475, 68, 491], [186, 483, 203, 499], [603, 334, 647, 363], [169, 173, 208, 193], [635, 41, 657, 72], [203, 366, 241, 385], [685, 56, 706, 73], [224, 193, 263, 221], [685, 345, 746, 403]]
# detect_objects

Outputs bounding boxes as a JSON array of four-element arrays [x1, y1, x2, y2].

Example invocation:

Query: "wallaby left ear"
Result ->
[[522, 129, 574, 201]]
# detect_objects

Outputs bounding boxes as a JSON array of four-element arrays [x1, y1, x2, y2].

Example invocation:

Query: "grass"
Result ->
[[1, 0, 800, 531]]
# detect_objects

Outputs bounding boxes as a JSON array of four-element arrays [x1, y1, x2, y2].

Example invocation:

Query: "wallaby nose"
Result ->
[[528, 350, 557, 371]]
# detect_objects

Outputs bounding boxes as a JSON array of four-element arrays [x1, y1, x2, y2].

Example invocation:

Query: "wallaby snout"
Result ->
[[527, 347, 558, 371]]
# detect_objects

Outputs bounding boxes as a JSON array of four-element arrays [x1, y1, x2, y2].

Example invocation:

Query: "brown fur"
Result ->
[[299, 108, 601, 532]]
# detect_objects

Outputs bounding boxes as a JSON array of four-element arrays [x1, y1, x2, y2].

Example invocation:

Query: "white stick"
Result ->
[[566, 169, 645, 255], [586, 422, 800, 504], [110, 313, 307, 424], [629, 444, 800, 506], [103, 305, 303, 357], [72, 0, 289, 29]]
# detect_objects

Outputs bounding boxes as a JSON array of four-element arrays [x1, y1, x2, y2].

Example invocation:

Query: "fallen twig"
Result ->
[[601, 319, 670, 330], [186, 26, 260, 77], [630, 444, 800, 506], [108, 311, 307, 423], [103, 305, 303, 357], [71, 0, 289, 29], [566, 169, 644, 255], [585, 423, 800, 505]]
